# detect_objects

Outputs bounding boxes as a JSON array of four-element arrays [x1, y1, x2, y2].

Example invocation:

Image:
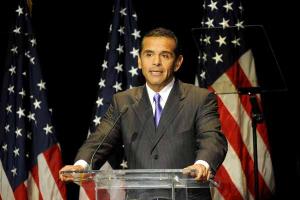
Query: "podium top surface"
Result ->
[[61, 169, 219, 189]]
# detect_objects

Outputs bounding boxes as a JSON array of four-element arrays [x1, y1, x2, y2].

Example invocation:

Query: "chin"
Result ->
[[149, 80, 163, 85]]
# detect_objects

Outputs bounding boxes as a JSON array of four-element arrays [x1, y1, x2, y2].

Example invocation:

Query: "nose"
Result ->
[[153, 55, 161, 66]]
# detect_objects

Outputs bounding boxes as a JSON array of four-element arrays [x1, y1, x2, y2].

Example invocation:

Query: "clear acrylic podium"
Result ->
[[62, 169, 219, 200]]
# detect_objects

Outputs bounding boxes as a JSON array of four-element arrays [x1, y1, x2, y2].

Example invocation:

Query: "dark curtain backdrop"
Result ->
[[0, 1, 296, 199]]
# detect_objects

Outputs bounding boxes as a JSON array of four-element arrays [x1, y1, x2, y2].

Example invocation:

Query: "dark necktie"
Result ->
[[153, 93, 162, 127]]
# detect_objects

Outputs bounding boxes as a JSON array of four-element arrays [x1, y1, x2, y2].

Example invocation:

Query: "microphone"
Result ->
[[249, 95, 264, 123], [88, 106, 128, 170], [238, 87, 261, 95]]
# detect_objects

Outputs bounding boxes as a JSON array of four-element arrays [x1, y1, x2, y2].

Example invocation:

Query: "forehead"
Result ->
[[141, 36, 176, 52]]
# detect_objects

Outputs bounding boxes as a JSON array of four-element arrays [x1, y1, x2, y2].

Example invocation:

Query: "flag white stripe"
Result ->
[[238, 50, 258, 87], [211, 187, 225, 200], [0, 160, 15, 200], [27, 172, 40, 200], [38, 153, 63, 200], [195, 75, 200, 87], [239, 51, 275, 191], [213, 68, 274, 193], [238, 51, 274, 191], [79, 187, 89, 200], [223, 143, 253, 199], [257, 143, 275, 192], [238, 50, 262, 102], [213, 72, 270, 160]]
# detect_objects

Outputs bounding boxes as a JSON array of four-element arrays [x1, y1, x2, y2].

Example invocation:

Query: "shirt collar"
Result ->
[[146, 78, 175, 109]]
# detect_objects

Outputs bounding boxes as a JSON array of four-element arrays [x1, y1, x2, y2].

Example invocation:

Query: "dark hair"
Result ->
[[141, 27, 180, 56]]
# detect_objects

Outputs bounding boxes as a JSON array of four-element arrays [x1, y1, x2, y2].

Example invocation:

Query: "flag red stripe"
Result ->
[[42, 144, 66, 198], [210, 68, 273, 199], [226, 61, 274, 196], [13, 183, 27, 200], [215, 96, 255, 196], [230, 60, 270, 148], [81, 185, 96, 200], [31, 165, 43, 200], [226, 61, 271, 150], [214, 165, 244, 200], [218, 94, 272, 198], [96, 189, 110, 200], [82, 185, 111, 200]]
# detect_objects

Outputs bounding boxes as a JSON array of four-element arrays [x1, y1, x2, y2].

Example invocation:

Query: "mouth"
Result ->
[[149, 70, 163, 76]]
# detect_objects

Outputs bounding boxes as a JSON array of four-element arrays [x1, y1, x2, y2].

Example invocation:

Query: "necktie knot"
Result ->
[[153, 93, 162, 127], [153, 93, 161, 104]]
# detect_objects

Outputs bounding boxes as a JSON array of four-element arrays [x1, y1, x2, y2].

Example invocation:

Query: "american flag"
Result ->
[[0, 1, 66, 199], [79, 0, 141, 199], [194, 0, 275, 199]]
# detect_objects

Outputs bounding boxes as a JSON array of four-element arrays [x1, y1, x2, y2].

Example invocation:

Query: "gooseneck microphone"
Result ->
[[88, 106, 128, 170]]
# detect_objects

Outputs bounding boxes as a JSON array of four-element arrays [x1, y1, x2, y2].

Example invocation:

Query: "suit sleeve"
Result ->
[[74, 95, 122, 168], [195, 92, 228, 174]]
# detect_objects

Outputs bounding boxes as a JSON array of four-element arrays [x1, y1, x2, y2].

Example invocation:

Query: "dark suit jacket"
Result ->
[[76, 79, 227, 172], [75, 80, 227, 198]]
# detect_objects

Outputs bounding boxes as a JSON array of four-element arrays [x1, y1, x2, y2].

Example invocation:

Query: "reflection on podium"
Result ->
[[62, 169, 219, 200]]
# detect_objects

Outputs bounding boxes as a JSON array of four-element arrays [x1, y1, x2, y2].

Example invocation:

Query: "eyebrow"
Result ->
[[142, 49, 154, 54], [142, 49, 174, 55]]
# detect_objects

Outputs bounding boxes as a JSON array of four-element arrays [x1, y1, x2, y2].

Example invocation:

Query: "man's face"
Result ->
[[138, 36, 183, 92]]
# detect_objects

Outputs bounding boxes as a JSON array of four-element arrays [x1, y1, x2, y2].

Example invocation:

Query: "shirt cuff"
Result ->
[[195, 160, 210, 170], [74, 159, 89, 170]]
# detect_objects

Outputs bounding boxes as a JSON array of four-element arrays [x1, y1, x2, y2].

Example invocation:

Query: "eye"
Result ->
[[144, 52, 153, 57], [161, 53, 170, 59]]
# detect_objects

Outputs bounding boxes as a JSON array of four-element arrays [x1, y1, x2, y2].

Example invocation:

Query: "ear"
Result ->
[[174, 55, 183, 72], [138, 55, 142, 69]]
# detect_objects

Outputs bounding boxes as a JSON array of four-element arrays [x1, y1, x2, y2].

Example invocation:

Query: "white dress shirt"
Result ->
[[146, 78, 174, 115]]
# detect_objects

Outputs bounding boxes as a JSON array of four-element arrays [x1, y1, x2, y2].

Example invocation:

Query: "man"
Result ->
[[59, 27, 227, 199]]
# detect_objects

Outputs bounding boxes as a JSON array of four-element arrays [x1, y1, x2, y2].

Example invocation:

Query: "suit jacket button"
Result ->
[[154, 154, 159, 160]]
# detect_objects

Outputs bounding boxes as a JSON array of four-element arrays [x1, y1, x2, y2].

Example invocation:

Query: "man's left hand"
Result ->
[[182, 164, 210, 181]]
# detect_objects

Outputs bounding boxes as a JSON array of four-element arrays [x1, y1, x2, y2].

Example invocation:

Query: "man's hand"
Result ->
[[183, 164, 211, 181], [59, 165, 84, 182]]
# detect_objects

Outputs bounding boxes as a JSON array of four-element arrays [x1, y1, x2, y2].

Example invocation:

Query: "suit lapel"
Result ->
[[131, 81, 186, 152], [132, 86, 156, 143], [151, 80, 186, 152]]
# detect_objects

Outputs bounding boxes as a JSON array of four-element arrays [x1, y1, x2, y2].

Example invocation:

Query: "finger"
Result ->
[[195, 168, 204, 181], [60, 173, 75, 182], [207, 171, 211, 181], [61, 176, 73, 182], [189, 169, 196, 177], [59, 165, 77, 181], [182, 166, 192, 175], [195, 166, 209, 181]]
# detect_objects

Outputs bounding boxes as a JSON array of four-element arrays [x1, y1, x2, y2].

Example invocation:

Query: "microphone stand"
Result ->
[[89, 106, 128, 170], [239, 87, 264, 200]]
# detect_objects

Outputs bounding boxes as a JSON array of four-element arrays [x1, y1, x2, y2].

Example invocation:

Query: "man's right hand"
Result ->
[[59, 165, 84, 182]]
